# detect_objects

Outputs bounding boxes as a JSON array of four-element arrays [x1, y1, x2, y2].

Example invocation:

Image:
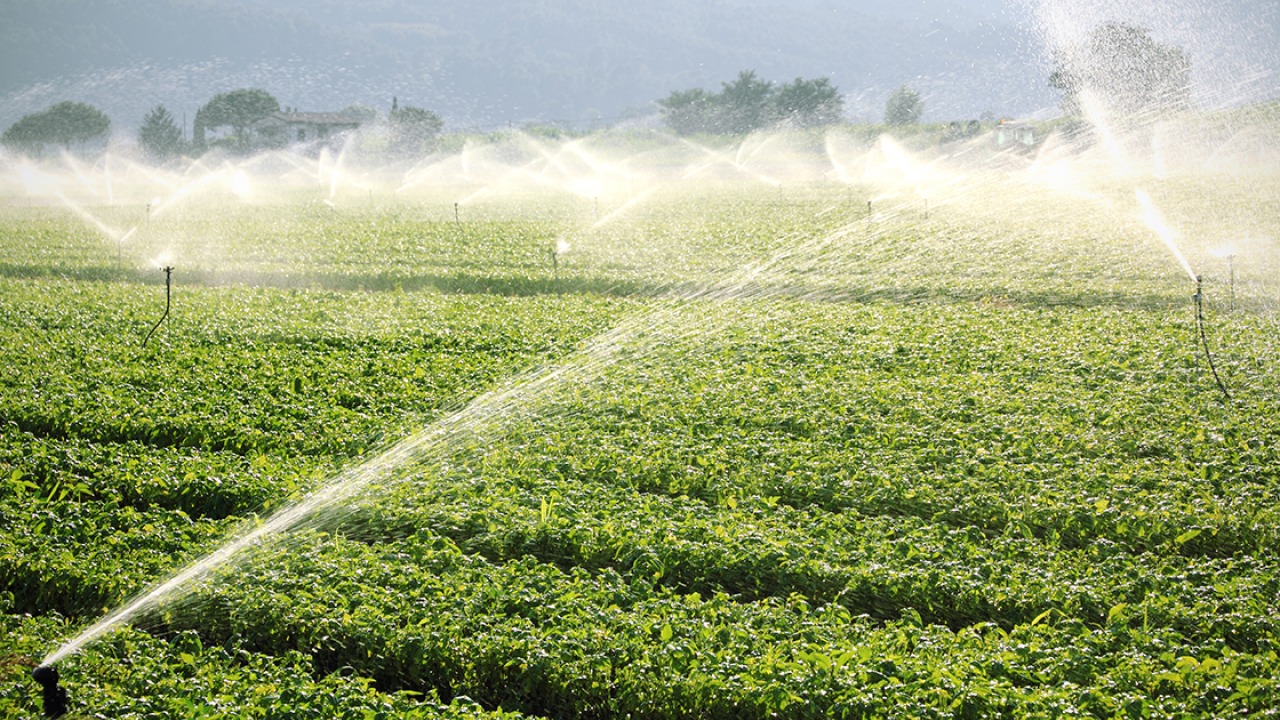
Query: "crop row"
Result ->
[[3, 178, 1279, 718], [117, 296, 1280, 717]]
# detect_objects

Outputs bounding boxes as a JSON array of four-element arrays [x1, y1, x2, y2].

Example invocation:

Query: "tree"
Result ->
[[138, 105, 184, 161], [1049, 23, 1190, 120], [340, 103, 379, 126], [717, 70, 776, 134], [389, 105, 443, 155], [1, 101, 110, 155], [197, 88, 280, 153], [657, 88, 716, 135], [44, 101, 111, 148], [192, 106, 208, 152], [658, 71, 843, 136], [1, 114, 46, 155], [885, 86, 923, 125], [773, 77, 844, 128]]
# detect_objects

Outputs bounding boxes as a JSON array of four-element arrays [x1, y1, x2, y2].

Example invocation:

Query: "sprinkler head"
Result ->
[[32, 665, 68, 718]]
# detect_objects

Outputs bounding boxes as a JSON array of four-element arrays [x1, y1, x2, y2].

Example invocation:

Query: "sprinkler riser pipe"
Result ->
[[142, 266, 174, 349], [32, 666, 68, 719], [1192, 275, 1232, 403]]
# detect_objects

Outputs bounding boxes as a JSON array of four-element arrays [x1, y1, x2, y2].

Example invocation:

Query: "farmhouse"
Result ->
[[254, 111, 363, 148]]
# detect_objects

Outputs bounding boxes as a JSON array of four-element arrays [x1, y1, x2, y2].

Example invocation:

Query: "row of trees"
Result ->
[[657, 71, 934, 136], [655, 23, 1188, 136], [2, 89, 445, 160], [658, 71, 845, 135]]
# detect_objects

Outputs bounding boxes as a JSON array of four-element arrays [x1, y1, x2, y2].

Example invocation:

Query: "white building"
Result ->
[[254, 111, 363, 148]]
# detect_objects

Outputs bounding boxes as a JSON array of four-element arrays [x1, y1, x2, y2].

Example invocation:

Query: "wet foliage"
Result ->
[[2, 179, 1279, 718]]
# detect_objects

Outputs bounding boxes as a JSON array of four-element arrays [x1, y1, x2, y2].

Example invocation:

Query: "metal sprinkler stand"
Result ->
[[1193, 276, 1231, 403], [32, 665, 68, 719], [142, 265, 174, 348], [551, 245, 560, 280]]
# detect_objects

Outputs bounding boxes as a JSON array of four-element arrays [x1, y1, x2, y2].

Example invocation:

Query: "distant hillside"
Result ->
[[1, 0, 1057, 136]]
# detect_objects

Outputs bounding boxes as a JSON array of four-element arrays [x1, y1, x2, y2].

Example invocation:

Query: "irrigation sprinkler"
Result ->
[[32, 665, 68, 719], [1227, 254, 1236, 313], [1193, 276, 1231, 403], [142, 265, 174, 349], [454, 202, 461, 225], [551, 239, 570, 281]]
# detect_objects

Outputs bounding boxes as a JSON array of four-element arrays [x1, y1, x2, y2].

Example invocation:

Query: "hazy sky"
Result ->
[[1, 0, 1276, 134]]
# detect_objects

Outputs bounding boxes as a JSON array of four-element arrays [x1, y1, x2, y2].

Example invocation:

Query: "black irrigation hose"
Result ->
[[1194, 276, 1231, 403], [142, 266, 173, 349]]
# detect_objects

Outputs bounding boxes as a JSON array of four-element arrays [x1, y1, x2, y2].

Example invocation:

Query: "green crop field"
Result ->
[[2, 131, 1280, 718]]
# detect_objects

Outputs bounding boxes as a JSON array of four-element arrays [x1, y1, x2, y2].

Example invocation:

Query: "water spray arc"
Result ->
[[1213, 249, 1237, 313], [37, 197, 856, 671], [1132, 190, 1232, 402], [142, 265, 174, 348]]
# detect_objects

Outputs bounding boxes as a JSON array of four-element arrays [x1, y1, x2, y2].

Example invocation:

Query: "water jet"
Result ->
[[551, 239, 569, 280], [1211, 246, 1237, 312]]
